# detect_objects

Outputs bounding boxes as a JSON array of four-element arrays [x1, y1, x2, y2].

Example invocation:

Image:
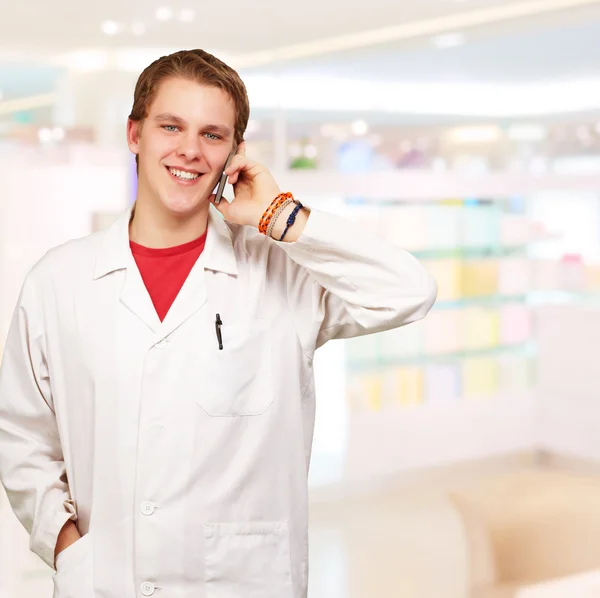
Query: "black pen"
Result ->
[[215, 313, 223, 350]]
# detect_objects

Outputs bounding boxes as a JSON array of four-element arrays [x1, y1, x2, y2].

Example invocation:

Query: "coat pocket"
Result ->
[[52, 533, 94, 598], [198, 319, 273, 417], [204, 521, 293, 598]]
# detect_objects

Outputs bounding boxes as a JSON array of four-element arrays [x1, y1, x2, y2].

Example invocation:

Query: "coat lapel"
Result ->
[[156, 206, 238, 340], [93, 205, 238, 340]]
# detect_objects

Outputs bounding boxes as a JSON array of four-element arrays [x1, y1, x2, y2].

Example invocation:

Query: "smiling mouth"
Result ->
[[166, 166, 202, 182]]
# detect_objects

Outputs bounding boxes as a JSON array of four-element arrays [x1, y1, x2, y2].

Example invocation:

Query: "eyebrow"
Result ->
[[155, 113, 233, 137], [155, 113, 187, 126]]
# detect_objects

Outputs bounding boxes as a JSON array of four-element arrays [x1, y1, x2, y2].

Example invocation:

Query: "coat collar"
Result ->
[[93, 204, 238, 280]]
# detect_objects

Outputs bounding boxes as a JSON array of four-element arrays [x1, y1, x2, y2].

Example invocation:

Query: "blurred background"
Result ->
[[4, 0, 600, 597]]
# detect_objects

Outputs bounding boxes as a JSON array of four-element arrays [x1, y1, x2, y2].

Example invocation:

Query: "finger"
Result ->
[[225, 156, 257, 184], [209, 193, 232, 216], [225, 154, 250, 173]]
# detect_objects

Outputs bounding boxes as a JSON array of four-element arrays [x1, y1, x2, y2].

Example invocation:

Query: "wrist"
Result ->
[[270, 202, 297, 241], [257, 192, 292, 234], [251, 189, 282, 229], [55, 520, 81, 566], [272, 202, 309, 243]]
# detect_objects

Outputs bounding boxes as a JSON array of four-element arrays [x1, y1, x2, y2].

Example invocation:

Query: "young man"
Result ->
[[0, 50, 436, 597]]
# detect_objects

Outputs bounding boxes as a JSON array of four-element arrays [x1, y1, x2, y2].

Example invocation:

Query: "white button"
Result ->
[[141, 582, 155, 596], [155, 339, 168, 349], [140, 501, 155, 516]]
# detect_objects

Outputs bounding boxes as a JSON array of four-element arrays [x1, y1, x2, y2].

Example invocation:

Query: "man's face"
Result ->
[[127, 76, 236, 217]]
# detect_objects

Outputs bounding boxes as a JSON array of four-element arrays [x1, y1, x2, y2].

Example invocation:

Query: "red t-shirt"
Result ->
[[130, 231, 207, 322]]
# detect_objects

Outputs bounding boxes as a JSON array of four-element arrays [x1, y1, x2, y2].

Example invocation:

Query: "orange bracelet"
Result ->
[[259, 199, 286, 235], [259, 193, 292, 233], [259, 192, 293, 235]]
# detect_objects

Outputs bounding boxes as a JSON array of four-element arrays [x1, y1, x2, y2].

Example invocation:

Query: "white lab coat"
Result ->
[[0, 205, 436, 598]]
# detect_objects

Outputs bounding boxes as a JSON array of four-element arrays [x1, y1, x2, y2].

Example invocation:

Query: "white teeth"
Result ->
[[169, 168, 200, 181]]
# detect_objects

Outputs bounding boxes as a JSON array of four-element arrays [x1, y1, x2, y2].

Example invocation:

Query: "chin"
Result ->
[[161, 194, 209, 216]]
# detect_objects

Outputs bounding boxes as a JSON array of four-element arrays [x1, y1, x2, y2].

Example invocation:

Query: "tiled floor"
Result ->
[[2, 452, 584, 598], [308, 485, 468, 598], [2, 484, 468, 598], [307, 451, 574, 598]]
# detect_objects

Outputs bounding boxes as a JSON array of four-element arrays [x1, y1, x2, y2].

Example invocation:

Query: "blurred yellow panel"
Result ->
[[462, 357, 499, 398], [462, 260, 499, 297], [422, 259, 462, 301]]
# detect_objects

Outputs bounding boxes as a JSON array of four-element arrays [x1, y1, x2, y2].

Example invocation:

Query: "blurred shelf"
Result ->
[[434, 295, 528, 309], [528, 290, 600, 305], [413, 247, 528, 259], [343, 390, 537, 474], [426, 290, 600, 309], [411, 236, 562, 260], [348, 342, 535, 370], [351, 389, 535, 416], [276, 170, 600, 200]]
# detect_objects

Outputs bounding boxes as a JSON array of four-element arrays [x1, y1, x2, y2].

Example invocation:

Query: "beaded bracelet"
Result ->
[[258, 192, 293, 235], [278, 201, 304, 242], [266, 197, 295, 239]]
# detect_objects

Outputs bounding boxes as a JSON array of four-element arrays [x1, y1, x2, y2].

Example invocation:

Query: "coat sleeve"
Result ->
[[0, 272, 77, 569], [279, 208, 437, 356]]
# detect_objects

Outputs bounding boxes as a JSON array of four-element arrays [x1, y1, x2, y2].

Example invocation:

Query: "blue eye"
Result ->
[[163, 125, 179, 132], [204, 132, 220, 140]]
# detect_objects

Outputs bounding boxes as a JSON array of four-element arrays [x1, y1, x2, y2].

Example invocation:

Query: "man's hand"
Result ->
[[54, 520, 81, 568], [209, 142, 282, 229], [209, 142, 310, 241]]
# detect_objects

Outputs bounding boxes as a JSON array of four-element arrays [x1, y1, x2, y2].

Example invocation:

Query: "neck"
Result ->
[[129, 199, 210, 249]]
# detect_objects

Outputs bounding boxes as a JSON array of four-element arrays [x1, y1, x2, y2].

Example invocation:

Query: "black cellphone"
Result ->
[[213, 145, 238, 205]]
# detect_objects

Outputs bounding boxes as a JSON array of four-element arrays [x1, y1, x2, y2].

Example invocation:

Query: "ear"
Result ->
[[127, 119, 141, 156]]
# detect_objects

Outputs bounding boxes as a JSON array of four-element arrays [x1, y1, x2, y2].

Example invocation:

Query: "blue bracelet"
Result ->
[[278, 202, 304, 242]]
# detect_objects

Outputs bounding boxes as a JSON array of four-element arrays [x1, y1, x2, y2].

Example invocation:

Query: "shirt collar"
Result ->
[[93, 204, 238, 280]]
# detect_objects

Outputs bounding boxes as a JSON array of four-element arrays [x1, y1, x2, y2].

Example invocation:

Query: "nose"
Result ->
[[177, 134, 202, 162]]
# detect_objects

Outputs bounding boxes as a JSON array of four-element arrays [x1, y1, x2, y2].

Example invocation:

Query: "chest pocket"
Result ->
[[198, 319, 273, 417]]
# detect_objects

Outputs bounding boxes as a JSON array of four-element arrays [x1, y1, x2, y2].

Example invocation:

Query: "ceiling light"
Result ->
[[52, 127, 66, 142], [38, 128, 53, 143], [507, 124, 547, 142], [178, 8, 196, 22], [351, 120, 369, 136], [447, 125, 501, 144], [432, 32, 465, 49], [131, 22, 146, 36], [101, 20, 120, 36], [155, 7, 174, 21]]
